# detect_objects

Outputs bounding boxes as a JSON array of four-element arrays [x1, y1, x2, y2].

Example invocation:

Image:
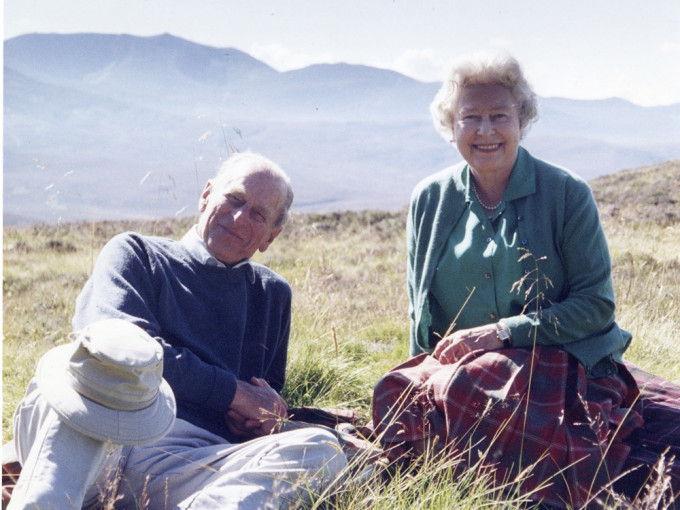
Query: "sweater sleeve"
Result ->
[[406, 196, 420, 354], [501, 176, 618, 350], [72, 233, 238, 413]]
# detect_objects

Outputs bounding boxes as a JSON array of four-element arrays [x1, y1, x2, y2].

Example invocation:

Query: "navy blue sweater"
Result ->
[[73, 232, 291, 441]]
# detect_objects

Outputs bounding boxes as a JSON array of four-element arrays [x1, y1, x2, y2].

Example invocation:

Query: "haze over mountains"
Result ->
[[4, 33, 680, 225]]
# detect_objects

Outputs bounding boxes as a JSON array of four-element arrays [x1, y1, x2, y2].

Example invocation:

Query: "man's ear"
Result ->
[[258, 227, 283, 254], [198, 181, 213, 212]]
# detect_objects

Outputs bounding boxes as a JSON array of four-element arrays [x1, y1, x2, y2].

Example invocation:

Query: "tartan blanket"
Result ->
[[372, 346, 645, 509], [620, 361, 680, 499]]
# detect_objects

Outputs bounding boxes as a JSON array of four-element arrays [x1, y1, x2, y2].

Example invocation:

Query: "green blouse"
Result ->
[[430, 171, 525, 340]]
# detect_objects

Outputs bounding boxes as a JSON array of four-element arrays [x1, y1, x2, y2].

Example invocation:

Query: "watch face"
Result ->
[[496, 324, 511, 347]]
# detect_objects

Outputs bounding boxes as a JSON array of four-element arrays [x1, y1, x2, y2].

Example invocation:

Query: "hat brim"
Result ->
[[37, 343, 176, 445]]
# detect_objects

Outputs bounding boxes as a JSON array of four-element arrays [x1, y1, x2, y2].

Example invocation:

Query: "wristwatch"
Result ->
[[495, 322, 512, 348]]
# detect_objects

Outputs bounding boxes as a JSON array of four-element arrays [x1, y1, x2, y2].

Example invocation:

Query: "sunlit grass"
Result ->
[[3, 161, 679, 507]]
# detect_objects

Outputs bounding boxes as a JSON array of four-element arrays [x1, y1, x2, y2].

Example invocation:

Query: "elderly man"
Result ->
[[9, 152, 346, 509]]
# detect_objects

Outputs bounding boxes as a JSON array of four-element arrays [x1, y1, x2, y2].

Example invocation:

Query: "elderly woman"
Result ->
[[372, 52, 679, 508]]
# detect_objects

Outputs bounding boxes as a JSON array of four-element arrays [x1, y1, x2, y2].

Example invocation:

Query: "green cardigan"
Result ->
[[407, 147, 631, 378]]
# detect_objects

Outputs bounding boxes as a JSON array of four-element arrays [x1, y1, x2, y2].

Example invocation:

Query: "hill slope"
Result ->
[[591, 159, 680, 226]]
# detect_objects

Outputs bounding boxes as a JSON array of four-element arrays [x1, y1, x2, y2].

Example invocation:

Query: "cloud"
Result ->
[[248, 43, 333, 71], [392, 49, 444, 82], [660, 42, 680, 54], [391, 41, 519, 83], [249, 43, 448, 84], [485, 38, 514, 51]]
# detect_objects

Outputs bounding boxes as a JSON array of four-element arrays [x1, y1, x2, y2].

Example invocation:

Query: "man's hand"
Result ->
[[224, 377, 288, 439], [433, 324, 503, 364]]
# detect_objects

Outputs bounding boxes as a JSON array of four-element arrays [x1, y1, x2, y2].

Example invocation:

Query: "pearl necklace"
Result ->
[[470, 179, 502, 211]]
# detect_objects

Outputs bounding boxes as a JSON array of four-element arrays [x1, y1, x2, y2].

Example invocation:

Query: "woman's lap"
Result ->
[[372, 347, 646, 508]]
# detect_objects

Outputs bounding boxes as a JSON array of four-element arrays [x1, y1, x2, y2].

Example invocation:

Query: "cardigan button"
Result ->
[[484, 273, 491, 279]]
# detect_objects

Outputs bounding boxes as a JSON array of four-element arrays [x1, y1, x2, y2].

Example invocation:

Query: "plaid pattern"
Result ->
[[2, 461, 21, 507], [372, 346, 643, 509], [619, 361, 680, 498]]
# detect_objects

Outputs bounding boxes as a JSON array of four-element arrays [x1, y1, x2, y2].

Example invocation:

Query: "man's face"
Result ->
[[197, 165, 285, 264]]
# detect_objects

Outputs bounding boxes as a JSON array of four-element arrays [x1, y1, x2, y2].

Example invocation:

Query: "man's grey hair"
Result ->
[[215, 152, 294, 227]]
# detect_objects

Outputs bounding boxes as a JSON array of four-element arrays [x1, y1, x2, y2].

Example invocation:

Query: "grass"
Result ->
[[3, 160, 679, 508], [593, 160, 680, 383]]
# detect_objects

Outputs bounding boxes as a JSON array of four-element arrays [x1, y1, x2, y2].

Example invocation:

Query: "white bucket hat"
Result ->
[[36, 319, 176, 445]]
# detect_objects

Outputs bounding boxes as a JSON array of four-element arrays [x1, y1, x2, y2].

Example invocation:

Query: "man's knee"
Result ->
[[280, 427, 348, 476]]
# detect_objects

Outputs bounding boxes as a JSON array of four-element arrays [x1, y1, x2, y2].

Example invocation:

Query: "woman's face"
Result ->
[[452, 84, 521, 177]]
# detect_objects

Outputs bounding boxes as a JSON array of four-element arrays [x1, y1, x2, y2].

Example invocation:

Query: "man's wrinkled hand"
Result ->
[[224, 377, 288, 439]]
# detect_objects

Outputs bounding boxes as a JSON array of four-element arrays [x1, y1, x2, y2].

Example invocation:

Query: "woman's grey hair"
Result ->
[[430, 51, 539, 141], [215, 152, 294, 227]]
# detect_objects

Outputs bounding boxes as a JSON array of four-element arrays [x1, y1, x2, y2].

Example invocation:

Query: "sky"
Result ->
[[4, 0, 680, 106]]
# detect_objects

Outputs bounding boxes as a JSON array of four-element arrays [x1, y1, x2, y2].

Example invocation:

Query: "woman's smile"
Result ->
[[473, 143, 502, 152]]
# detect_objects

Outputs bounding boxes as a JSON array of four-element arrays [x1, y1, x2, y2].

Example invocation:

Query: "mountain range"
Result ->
[[4, 33, 680, 225]]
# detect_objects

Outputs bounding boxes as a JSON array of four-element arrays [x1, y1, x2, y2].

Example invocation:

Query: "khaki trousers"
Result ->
[[10, 381, 347, 509]]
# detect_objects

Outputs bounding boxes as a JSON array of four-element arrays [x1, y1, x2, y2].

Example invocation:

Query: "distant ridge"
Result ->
[[4, 33, 680, 224], [591, 159, 680, 226]]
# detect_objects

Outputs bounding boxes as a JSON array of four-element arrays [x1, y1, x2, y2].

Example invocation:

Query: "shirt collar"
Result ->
[[181, 226, 255, 283]]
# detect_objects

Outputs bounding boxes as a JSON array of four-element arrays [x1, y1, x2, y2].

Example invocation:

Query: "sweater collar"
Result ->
[[504, 146, 537, 201], [461, 146, 536, 203], [181, 226, 255, 283]]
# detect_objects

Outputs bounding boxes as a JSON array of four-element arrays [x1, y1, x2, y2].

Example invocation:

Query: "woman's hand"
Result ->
[[433, 324, 503, 364]]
